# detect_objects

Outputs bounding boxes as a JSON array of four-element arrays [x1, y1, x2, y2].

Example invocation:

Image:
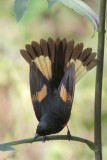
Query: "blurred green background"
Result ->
[[0, 0, 107, 160]]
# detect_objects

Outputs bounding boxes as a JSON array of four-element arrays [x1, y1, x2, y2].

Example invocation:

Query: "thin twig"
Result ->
[[94, 0, 106, 160], [0, 135, 97, 152]]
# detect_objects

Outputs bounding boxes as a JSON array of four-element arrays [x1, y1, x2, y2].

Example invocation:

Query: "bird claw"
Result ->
[[31, 133, 39, 143], [67, 126, 72, 141], [42, 136, 49, 143]]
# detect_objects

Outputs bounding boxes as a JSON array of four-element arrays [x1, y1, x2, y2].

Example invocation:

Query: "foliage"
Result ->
[[13, 0, 30, 22], [13, 0, 99, 34], [48, 0, 99, 35]]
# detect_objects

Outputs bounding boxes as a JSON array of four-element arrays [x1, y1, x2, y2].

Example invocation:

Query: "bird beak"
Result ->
[[33, 133, 39, 141]]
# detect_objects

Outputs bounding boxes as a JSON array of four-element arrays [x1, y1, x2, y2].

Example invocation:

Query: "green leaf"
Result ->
[[21, 0, 47, 23], [13, 0, 30, 22], [0, 143, 15, 151], [48, 0, 57, 8], [47, 0, 99, 35]]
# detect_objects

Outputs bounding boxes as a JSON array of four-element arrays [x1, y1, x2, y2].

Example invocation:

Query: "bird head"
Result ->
[[33, 113, 63, 140]]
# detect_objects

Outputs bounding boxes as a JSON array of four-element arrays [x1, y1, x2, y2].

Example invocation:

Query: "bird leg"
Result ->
[[67, 125, 72, 141]]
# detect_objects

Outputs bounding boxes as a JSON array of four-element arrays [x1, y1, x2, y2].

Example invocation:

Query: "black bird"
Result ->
[[20, 37, 98, 140]]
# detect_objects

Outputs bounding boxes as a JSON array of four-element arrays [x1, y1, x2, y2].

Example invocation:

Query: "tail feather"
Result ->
[[40, 39, 49, 56], [65, 40, 74, 65], [79, 48, 92, 61], [72, 43, 83, 60], [34, 57, 43, 74], [20, 37, 99, 88], [32, 41, 42, 56], [40, 39, 51, 79], [87, 59, 99, 70], [52, 38, 66, 87], [25, 44, 36, 59], [76, 67, 87, 83], [55, 37, 60, 50], [30, 41, 46, 77], [20, 49, 31, 64], [62, 38, 67, 49], [48, 37, 55, 65], [83, 52, 96, 66]]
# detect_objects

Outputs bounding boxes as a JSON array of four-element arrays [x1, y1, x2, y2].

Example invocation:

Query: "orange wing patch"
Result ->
[[60, 84, 73, 103], [60, 84, 68, 102], [32, 85, 47, 102]]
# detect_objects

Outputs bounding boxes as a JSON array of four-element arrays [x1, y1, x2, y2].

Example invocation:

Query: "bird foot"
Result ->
[[42, 136, 49, 143], [32, 133, 39, 142], [67, 126, 72, 141]]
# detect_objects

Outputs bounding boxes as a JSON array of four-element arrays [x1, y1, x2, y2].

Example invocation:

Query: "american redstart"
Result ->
[[20, 37, 98, 140]]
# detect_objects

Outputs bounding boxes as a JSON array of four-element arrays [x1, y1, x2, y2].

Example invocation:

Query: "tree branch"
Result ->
[[0, 135, 97, 152], [94, 0, 106, 160]]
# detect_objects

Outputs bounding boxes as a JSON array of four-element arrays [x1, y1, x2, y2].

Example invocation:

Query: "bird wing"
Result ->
[[30, 62, 51, 121], [58, 63, 75, 125]]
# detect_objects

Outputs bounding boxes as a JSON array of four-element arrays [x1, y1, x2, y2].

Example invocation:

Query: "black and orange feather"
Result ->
[[20, 37, 99, 138]]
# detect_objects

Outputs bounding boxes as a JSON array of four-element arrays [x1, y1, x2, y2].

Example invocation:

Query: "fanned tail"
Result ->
[[20, 37, 99, 88]]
